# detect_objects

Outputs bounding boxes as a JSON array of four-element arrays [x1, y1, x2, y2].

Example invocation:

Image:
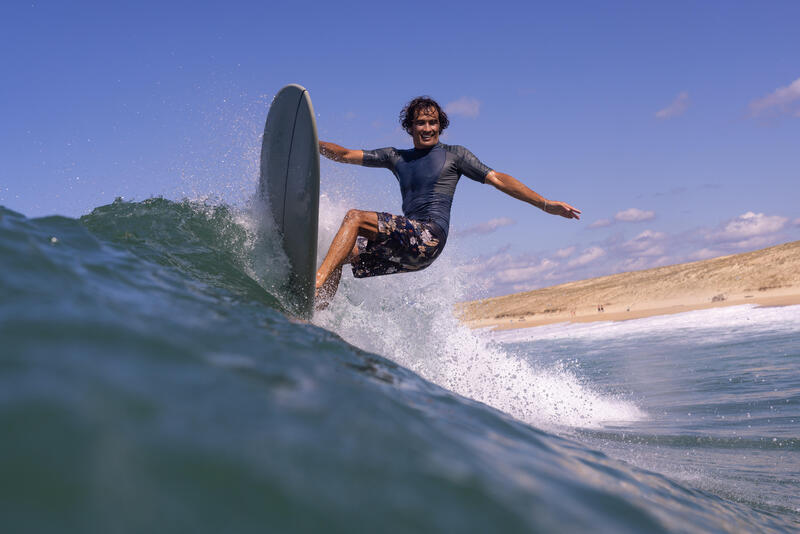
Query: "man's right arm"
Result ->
[[319, 141, 363, 165]]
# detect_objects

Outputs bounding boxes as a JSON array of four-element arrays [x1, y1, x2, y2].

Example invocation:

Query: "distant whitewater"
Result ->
[[1, 198, 798, 533]]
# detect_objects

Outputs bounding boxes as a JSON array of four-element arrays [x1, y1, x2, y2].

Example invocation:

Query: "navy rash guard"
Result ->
[[361, 143, 492, 242]]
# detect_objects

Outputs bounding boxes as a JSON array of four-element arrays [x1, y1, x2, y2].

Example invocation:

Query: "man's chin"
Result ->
[[416, 138, 438, 148]]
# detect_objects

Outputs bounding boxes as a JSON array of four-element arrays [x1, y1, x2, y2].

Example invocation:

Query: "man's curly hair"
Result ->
[[399, 96, 450, 135]]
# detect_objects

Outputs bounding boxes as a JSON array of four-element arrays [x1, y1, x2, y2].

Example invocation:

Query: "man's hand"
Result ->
[[543, 200, 581, 220]]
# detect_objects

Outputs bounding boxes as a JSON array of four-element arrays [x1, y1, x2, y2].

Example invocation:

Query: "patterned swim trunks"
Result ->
[[351, 212, 445, 279]]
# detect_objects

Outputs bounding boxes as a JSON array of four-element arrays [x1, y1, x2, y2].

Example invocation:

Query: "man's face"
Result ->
[[411, 107, 440, 149]]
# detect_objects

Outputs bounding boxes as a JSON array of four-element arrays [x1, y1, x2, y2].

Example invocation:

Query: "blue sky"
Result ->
[[2, 1, 799, 296]]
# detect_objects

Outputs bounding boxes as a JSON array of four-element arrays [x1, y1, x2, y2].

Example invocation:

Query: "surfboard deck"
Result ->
[[259, 84, 320, 319]]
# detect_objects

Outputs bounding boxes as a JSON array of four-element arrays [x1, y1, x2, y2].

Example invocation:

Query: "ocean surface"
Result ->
[[1, 197, 798, 533]]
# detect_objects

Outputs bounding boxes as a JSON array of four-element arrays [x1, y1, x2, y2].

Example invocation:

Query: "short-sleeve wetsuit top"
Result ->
[[361, 143, 492, 242]]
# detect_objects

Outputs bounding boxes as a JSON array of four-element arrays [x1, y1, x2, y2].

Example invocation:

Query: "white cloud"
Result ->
[[463, 209, 797, 298], [615, 208, 655, 222], [455, 217, 515, 237], [495, 259, 558, 284], [640, 246, 665, 257], [588, 218, 612, 229], [688, 248, 722, 261], [619, 255, 671, 271], [634, 230, 666, 240], [750, 77, 800, 117], [697, 212, 789, 251], [445, 97, 481, 118], [655, 91, 690, 119], [622, 230, 667, 256], [458, 246, 512, 275], [715, 211, 788, 241], [567, 246, 606, 267], [726, 235, 777, 250], [554, 246, 575, 258]]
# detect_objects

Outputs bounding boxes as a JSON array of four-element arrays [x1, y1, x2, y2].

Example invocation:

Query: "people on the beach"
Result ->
[[315, 96, 581, 308]]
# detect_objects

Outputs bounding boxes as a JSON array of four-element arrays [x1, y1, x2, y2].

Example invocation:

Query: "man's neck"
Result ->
[[412, 142, 439, 151]]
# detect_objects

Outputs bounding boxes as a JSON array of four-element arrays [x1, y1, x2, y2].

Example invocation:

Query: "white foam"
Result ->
[[489, 304, 800, 345], [313, 193, 645, 429]]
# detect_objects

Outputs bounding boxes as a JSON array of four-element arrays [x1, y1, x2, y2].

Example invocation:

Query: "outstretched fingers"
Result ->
[[547, 201, 581, 219]]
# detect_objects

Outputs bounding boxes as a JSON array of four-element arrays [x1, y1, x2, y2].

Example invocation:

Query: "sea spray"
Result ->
[[114, 190, 646, 430], [244, 194, 292, 303], [312, 193, 645, 429]]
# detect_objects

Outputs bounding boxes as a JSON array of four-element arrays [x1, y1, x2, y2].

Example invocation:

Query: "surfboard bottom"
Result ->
[[258, 83, 320, 320]]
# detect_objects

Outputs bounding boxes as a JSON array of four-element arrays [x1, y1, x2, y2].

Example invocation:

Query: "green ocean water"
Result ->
[[1, 198, 798, 533]]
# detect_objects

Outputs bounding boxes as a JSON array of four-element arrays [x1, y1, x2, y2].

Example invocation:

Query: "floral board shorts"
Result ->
[[351, 213, 445, 279]]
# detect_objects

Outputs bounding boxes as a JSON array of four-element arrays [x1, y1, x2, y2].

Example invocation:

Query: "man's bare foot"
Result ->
[[314, 265, 343, 311], [315, 285, 333, 311]]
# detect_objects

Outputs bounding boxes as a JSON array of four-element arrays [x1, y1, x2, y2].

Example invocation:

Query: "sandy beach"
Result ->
[[457, 240, 800, 330]]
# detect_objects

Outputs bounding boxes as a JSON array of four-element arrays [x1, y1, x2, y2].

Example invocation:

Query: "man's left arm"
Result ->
[[485, 171, 581, 220]]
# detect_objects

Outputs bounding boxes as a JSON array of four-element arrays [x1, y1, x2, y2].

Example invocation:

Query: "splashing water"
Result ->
[[311, 193, 645, 429]]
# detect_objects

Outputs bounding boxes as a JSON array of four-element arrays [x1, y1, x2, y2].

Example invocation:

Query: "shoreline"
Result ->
[[466, 292, 800, 331], [457, 240, 800, 332]]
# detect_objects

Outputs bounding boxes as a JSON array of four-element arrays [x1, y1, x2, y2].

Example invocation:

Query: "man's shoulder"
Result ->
[[440, 143, 477, 158], [440, 143, 491, 179]]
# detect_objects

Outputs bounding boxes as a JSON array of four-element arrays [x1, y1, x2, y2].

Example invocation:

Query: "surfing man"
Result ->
[[315, 96, 580, 308]]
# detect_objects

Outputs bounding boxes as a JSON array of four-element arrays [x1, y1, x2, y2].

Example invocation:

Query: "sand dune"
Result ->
[[457, 240, 800, 330]]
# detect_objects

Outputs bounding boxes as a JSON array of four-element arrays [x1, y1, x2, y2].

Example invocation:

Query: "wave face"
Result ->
[[1, 199, 797, 533]]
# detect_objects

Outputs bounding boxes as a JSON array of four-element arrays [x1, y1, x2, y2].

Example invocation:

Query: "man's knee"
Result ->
[[343, 209, 365, 225], [343, 209, 378, 236]]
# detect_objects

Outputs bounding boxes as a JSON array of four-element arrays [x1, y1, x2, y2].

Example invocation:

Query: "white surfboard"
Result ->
[[259, 84, 320, 318]]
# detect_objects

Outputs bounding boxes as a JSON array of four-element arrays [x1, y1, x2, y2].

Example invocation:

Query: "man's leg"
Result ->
[[315, 209, 378, 306]]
